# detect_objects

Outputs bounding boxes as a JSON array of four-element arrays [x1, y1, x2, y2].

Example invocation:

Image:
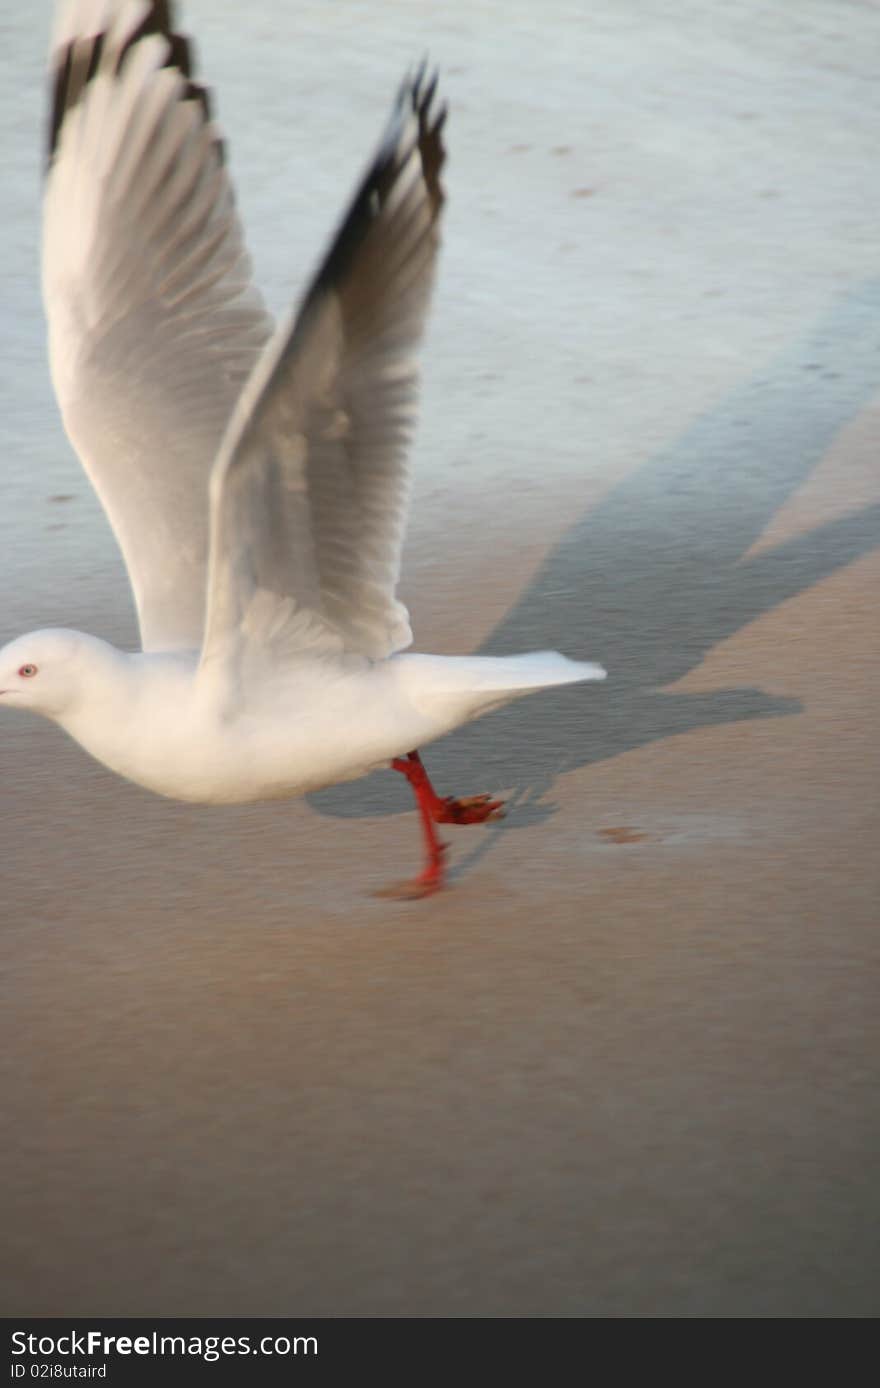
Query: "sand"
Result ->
[[1, 0, 878, 1316]]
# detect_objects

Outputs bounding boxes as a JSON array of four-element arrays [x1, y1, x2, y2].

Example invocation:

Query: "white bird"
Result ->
[[0, 0, 606, 898]]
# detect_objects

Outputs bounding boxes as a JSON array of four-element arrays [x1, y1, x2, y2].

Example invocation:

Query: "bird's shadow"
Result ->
[[309, 282, 880, 866]]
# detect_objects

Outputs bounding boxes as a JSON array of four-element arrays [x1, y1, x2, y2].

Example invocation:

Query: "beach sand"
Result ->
[[1, 0, 878, 1316]]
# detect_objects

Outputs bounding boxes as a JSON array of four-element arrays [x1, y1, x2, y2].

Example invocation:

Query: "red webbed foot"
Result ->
[[376, 751, 503, 900], [373, 843, 448, 899], [433, 792, 506, 825]]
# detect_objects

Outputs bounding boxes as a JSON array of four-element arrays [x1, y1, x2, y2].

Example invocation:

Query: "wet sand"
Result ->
[[2, 1, 879, 1316]]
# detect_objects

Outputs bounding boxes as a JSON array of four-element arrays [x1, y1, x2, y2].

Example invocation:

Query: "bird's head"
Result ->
[[0, 628, 97, 719]]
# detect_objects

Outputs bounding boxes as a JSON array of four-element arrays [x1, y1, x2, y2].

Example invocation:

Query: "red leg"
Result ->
[[373, 751, 505, 900]]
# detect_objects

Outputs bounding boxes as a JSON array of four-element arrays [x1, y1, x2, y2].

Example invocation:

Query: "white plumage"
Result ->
[[0, 0, 605, 896]]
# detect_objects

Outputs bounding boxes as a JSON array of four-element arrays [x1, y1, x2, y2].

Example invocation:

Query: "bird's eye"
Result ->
[[18, 664, 38, 678]]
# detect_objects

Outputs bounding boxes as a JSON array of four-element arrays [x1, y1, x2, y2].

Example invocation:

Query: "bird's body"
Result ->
[[0, 0, 605, 894], [13, 631, 591, 808]]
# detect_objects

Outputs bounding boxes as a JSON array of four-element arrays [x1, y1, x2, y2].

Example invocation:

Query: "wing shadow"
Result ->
[[309, 281, 880, 830]]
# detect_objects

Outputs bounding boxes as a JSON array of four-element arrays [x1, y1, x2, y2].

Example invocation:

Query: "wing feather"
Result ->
[[201, 68, 446, 674], [44, 0, 273, 652]]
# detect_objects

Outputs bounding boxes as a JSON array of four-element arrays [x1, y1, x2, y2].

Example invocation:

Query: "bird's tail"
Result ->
[[398, 649, 606, 724]]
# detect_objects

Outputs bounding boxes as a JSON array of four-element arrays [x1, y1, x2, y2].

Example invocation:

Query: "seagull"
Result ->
[[0, 0, 606, 898]]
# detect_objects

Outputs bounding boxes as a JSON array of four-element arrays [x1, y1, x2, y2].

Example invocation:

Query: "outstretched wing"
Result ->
[[45, 0, 274, 651], [200, 68, 446, 676]]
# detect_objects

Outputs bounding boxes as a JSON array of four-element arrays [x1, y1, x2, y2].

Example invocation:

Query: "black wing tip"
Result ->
[[399, 59, 446, 132], [306, 65, 448, 305], [47, 0, 217, 169], [393, 59, 448, 208], [414, 66, 447, 210]]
